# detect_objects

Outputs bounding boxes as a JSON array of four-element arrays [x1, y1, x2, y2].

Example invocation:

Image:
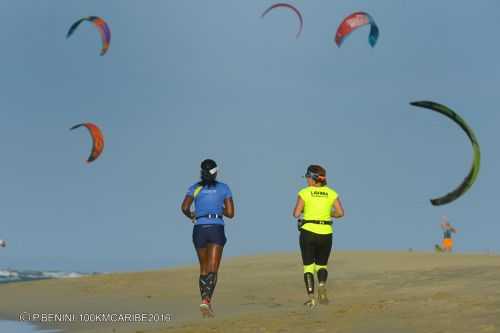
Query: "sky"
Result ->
[[0, 0, 499, 272]]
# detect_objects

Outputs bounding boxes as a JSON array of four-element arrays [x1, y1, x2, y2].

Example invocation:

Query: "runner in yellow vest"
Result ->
[[293, 165, 344, 308]]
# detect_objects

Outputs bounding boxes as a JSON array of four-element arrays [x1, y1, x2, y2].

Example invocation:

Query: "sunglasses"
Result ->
[[304, 171, 325, 181]]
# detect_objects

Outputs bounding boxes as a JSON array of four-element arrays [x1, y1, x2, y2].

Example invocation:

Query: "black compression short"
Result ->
[[299, 229, 332, 266]]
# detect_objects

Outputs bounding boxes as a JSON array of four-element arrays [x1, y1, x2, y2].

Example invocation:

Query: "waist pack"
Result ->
[[297, 219, 332, 231], [196, 213, 223, 219]]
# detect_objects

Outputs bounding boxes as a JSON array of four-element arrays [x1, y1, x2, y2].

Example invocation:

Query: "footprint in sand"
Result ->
[[241, 295, 258, 306], [336, 308, 349, 314], [430, 291, 452, 301], [378, 299, 398, 305], [266, 297, 283, 308], [480, 325, 496, 332], [267, 303, 282, 308]]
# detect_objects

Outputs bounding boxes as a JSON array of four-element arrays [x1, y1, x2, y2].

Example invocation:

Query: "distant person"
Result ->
[[441, 217, 457, 252], [293, 165, 344, 308], [181, 159, 235, 317]]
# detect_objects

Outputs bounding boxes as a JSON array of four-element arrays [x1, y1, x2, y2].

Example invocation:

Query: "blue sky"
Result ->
[[1, 0, 499, 272]]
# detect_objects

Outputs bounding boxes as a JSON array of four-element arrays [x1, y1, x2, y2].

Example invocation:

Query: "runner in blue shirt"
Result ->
[[181, 159, 235, 317]]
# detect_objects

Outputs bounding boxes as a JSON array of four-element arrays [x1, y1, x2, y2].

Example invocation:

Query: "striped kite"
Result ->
[[67, 16, 111, 56], [335, 12, 379, 47]]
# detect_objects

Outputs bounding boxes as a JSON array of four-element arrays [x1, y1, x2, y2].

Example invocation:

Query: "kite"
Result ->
[[261, 3, 303, 38], [67, 16, 111, 55], [70, 123, 104, 163], [410, 101, 480, 206], [335, 12, 379, 47]]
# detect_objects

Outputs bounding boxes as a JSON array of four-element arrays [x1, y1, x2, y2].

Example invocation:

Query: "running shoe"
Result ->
[[200, 299, 214, 318], [304, 295, 317, 309], [318, 283, 329, 305]]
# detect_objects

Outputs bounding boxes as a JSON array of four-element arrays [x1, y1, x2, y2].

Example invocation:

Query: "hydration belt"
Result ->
[[196, 214, 223, 219], [299, 219, 332, 226]]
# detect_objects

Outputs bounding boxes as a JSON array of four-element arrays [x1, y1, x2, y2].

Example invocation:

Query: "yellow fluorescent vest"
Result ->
[[298, 186, 338, 235]]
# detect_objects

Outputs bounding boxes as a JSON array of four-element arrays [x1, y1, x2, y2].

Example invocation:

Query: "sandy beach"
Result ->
[[1, 251, 499, 333]]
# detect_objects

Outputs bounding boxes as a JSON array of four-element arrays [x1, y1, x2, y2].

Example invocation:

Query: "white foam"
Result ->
[[0, 269, 95, 283]]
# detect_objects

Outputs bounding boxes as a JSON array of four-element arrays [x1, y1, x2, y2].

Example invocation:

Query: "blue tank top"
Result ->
[[186, 182, 232, 225]]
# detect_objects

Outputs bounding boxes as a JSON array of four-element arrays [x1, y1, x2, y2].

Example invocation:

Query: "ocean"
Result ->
[[0, 269, 97, 284], [0, 320, 60, 333], [0, 269, 98, 332]]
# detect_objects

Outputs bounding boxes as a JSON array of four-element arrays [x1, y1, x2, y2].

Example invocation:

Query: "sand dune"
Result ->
[[1, 252, 499, 333]]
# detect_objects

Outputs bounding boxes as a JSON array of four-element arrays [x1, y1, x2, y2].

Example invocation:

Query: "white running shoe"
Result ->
[[200, 300, 214, 318]]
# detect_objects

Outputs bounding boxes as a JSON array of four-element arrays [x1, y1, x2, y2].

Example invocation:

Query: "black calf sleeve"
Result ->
[[206, 272, 218, 299], [304, 272, 315, 295], [199, 275, 209, 300], [317, 268, 328, 284]]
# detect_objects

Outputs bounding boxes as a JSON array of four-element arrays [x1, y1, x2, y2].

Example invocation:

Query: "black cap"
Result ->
[[201, 159, 218, 180], [201, 159, 217, 171]]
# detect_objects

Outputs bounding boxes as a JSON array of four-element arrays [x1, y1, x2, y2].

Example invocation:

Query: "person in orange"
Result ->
[[441, 217, 457, 252]]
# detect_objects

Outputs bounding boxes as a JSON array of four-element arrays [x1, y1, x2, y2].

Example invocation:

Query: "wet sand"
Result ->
[[1, 251, 499, 333]]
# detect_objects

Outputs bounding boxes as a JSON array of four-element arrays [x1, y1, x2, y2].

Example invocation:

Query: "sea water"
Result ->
[[0, 269, 98, 332], [0, 269, 92, 284], [0, 320, 60, 333]]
